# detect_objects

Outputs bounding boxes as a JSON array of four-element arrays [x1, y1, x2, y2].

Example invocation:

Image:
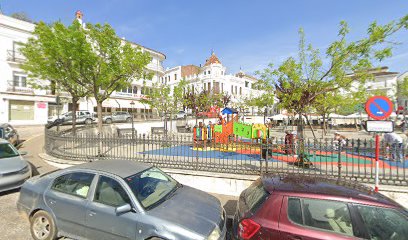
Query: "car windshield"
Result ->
[[0, 143, 19, 159], [124, 167, 179, 209]]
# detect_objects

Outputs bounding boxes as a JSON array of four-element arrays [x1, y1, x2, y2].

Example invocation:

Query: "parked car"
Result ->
[[103, 111, 133, 124], [18, 160, 226, 240], [47, 110, 95, 125], [176, 110, 187, 119], [0, 123, 19, 146], [0, 139, 31, 192], [232, 174, 408, 240]]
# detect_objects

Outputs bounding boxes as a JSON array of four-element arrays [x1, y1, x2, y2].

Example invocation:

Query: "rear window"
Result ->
[[244, 181, 269, 212]]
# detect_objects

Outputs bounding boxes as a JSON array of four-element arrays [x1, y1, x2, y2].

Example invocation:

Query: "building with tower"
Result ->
[[162, 52, 276, 114]]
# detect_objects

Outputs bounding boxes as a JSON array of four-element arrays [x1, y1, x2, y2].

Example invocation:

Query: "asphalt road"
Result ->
[[1, 126, 47, 240]]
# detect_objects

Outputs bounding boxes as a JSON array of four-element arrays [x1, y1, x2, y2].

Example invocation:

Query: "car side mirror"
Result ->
[[18, 151, 28, 156], [115, 203, 132, 215]]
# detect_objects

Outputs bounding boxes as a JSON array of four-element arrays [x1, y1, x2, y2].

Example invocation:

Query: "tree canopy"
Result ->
[[20, 19, 152, 133], [257, 15, 408, 138]]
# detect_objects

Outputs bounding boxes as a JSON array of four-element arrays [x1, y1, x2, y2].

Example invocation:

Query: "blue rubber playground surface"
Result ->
[[142, 145, 280, 162]]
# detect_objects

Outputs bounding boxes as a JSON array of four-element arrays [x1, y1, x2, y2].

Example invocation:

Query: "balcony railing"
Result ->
[[7, 50, 25, 63], [6, 80, 34, 93]]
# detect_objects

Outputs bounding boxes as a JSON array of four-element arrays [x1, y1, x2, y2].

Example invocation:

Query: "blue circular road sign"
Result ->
[[365, 96, 393, 120]]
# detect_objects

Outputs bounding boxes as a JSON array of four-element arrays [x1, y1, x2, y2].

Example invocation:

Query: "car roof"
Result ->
[[262, 174, 400, 207], [0, 138, 10, 143], [68, 160, 152, 178]]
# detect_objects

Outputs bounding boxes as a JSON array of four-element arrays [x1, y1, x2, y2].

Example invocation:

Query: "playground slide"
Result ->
[[215, 119, 234, 144]]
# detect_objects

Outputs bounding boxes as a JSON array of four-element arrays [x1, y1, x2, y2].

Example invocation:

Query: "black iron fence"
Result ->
[[44, 128, 408, 185]]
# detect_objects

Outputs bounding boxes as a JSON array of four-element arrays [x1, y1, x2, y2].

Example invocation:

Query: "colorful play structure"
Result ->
[[193, 107, 269, 150]]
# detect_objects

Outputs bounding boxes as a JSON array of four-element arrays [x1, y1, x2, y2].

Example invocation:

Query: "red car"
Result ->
[[232, 175, 408, 240]]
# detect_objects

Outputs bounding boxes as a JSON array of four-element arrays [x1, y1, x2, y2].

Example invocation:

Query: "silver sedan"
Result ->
[[0, 139, 31, 192], [17, 160, 226, 240]]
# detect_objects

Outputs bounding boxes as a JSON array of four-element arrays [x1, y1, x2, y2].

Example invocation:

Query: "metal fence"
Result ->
[[44, 128, 408, 185]]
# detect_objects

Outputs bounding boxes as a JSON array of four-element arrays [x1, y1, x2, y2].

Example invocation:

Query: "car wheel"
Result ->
[[30, 210, 57, 240], [105, 118, 112, 124], [126, 117, 132, 123], [85, 118, 92, 125]]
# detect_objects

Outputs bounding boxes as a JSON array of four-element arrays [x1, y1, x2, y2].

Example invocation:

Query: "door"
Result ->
[[279, 197, 357, 240], [9, 100, 34, 120], [85, 175, 137, 240], [45, 172, 95, 239]]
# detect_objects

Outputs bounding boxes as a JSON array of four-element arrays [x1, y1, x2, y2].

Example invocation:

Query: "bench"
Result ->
[[116, 126, 137, 137], [151, 127, 165, 135], [176, 125, 192, 133]]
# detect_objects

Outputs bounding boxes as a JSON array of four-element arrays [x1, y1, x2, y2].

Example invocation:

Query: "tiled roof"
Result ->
[[204, 52, 221, 66]]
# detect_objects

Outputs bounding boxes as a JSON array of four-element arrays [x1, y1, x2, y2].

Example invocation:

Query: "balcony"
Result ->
[[7, 50, 25, 63], [6, 80, 34, 94]]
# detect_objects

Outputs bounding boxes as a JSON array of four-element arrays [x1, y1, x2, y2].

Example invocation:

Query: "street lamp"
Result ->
[[130, 101, 135, 139]]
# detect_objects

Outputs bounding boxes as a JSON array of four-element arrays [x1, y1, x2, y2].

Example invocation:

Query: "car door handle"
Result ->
[[88, 211, 96, 217]]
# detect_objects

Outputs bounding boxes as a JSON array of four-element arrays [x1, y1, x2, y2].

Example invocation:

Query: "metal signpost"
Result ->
[[365, 96, 393, 192]]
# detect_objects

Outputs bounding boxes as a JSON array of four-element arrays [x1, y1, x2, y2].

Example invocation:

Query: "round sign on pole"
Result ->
[[365, 96, 393, 120]]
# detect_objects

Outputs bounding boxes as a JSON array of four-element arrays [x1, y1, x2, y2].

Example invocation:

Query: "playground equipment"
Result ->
[[191, 107, 314, 168]]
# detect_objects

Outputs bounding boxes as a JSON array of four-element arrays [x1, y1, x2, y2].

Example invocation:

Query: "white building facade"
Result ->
[[0, 14, 56, 125], [162, 52, 267, 112], [0, 12, 165, 124]]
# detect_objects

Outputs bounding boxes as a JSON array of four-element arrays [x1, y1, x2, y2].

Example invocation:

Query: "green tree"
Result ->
[[257, 16, 408, 140], [142, 79, 188, 134], [75, 22, 152, 133], [397, 76, 408, 99], [10, 12, 33, 23], [20, 21, 91, 132]]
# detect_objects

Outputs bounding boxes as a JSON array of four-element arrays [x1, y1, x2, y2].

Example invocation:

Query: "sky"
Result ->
[[2, 0, 408, 75]]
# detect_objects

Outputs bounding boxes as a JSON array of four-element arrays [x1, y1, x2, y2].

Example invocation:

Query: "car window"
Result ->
[[94, 176, 131, 207], [241, 180, 269, 214], [51, 172, 95, 198], [125, 167, 178, 209], [356, 204, 408, 240], [0, 143, 19, 159], [287, 198, 354, 237]]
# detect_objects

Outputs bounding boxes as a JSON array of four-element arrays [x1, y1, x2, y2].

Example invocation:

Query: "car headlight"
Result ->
[[18, 165, 30, 174], [208, 226, 221, 240]]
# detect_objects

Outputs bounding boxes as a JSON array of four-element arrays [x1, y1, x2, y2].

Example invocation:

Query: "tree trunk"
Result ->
[[97, 101, 103, 134], [297, 112, 304, 140], [71, 97, 78, 135], [322, 114, 326, 138], [304, 114, 316, 140]]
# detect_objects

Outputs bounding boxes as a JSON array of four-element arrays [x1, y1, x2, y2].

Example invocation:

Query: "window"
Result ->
[[0, 142, 19, 159], [133, 86, 138, 94], [245, 81, 249, 88], [13, 72, 27, 87], [125, 167, 178, 209], [235, 86, 238, 95], [221, 83, 224, 92], [356, 205, 408, 240], [51, 172, 95, 198], [221, 71, 224, 75], [94, 176, 131, 207], [174, 74, 177, 80], [208, 71, 211, 75], [240, 87, 242, 95], [231, 85, 233, 94], [287, 198, 353, 237], [204, 71, 206, 75], [242, 181, 269, 213]]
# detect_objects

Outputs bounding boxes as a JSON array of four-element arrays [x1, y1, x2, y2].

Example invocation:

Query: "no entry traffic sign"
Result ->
[[365, 96, 393, 120]]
